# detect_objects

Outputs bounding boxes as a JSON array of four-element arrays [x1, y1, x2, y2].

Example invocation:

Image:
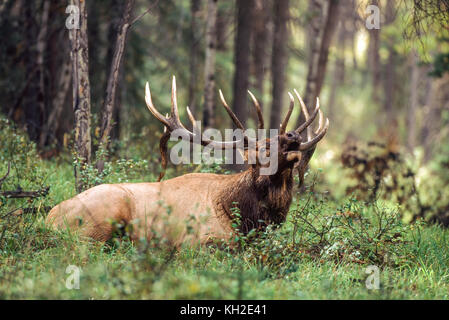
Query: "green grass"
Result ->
[[0, 119, 448, 300], [1, 159, 449, 300]]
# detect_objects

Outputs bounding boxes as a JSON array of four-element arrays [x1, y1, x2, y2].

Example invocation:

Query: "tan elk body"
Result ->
[[46, 77, 328, 245]]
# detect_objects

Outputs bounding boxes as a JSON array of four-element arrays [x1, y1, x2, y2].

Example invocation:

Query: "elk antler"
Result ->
[[293, 89, 329, 151], [145, 76, 243, 150], [247, 90, 264, 130], [279, 89, 329, 151], [145, 77, 329, 180], [145, 76, 249, 180], [280, 92, 295, 134]]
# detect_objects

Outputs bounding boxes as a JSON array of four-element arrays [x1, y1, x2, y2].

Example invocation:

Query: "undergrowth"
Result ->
[[0, 118, 448, 299]]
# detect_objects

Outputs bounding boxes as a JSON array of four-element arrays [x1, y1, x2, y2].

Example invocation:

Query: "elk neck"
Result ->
[[214, 165, 295, 234]]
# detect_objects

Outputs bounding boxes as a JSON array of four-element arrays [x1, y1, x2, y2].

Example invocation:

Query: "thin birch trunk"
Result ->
[[98, 0, 134, 152]]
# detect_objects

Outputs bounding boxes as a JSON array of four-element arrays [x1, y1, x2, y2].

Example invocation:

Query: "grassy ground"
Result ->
[[0, 120, 448, 299], [1, 158, 449, 300]]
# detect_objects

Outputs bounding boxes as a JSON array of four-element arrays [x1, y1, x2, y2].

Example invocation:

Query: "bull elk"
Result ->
[[46, 76, 329, 245]]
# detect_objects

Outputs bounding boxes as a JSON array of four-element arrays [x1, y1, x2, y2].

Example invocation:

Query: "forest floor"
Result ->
[[1, 159, 448, 300]]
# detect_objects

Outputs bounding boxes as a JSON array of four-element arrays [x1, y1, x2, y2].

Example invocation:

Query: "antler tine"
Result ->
[[294, 89, 313, 140], [171, 76, 181, 123], [186, 106, 198, 131], [146, 78, 245, 152], [315, 109, 324, 135], [307, 97, 320, 139], [247, 90, 264, 129], [294, 90, 320, 136], [280, 92, 295, 134], [299, 118, 329, 150], [219, 90, 245, 131], [145, 82, 170, 128], [294, 89, 309, 120], [164, 113, 168, 133]]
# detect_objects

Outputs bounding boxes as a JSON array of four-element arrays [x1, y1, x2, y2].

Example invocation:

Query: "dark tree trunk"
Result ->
[[22, 1, 41, 142], [407, 50, 419, 152], [87, 0, 103, 110], [39, 45, 72, 148], [251, 0, 271, 112], [368, 0, 381, 104], [269, 0, 289, 130], [35, 0, 50, 145], [382, 0, 397, 127], [328, 0, 350, 120], [315, 0, 341, 99], [232, 0, 254, 127], [98, 0, 134, 154], [421, 74, 449, 162], [203, 0, 218, 128], [69, 0, 92, 193], [188, 0, 201, 116], [296, 0, 341, 134], [296, 0, 323, 132], [216, 4, 231, 51]]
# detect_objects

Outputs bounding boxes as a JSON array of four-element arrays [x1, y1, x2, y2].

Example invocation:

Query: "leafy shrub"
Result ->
[[340, 140, 449, 226], [0, 117, 48, 193], [229, 171, 413, 278]]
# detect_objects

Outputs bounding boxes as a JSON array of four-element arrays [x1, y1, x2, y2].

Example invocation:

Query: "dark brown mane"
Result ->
[[215, 166, 295, 234]]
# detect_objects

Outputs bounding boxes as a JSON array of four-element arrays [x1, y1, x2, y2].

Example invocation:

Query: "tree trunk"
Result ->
[[98, 0, 134, 158], [296, 0, 341, 133], [315, 0, 341, 99], [232, 0, 253, 128], [203, 0, 218, 128], [36, 0, 50, 146], [39, 48, 72, 148], [69, 0, 92, 193], [368, 0, 381, 104], [421, 73, 449, 162], [382, 0, 397, 129], [22, 1, 40, 142], [251, 0, 271, 112], [188, 0, 201, 116], [216, 4, 231, 51], [269, 0, 289, 129], [298, 0, 324, 132], [328, 0, 348, 121], [407, 50, 419, 152]]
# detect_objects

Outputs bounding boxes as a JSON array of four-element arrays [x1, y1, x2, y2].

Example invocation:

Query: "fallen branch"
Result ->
[[0, 186, 50, 199], [1, 206, 53, 218]]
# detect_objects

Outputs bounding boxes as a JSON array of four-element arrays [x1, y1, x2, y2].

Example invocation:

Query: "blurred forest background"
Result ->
[[0, 0, 448, 223]]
